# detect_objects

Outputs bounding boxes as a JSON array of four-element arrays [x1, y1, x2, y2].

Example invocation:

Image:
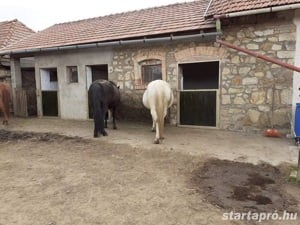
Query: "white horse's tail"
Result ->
[[168, 89, 174, 108]]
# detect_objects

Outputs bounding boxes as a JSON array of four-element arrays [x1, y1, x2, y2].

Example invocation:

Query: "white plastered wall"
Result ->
[[35, 48, 113, 120], [293, 9, 300, 126], [40, 69, 58, 91]]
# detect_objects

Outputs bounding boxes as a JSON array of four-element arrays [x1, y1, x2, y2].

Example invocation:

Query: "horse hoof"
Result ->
[[93, 135, 99, 138], [154, 139, 160, 144], [113, 126, 117, 130], [102, 131, 108, 136], [151, 128, 155, 132]]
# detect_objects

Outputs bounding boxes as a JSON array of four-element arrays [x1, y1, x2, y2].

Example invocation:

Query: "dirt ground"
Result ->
[[0, 117, 300, 225], [192, 159, 298, 213]]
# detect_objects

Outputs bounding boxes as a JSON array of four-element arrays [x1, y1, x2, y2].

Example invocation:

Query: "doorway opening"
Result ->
[[86, 64, 109, 118], [179, 61, 219, 127], [21, 68, 37, 116], [40, 68, 58, 116]]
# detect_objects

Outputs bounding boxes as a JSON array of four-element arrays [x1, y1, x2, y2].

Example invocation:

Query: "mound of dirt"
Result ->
[[191, 159, 298, 213], [0, 129, 84, 143]]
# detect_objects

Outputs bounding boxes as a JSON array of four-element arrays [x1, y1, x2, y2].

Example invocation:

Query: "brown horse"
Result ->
[[0, 82, 10, 125]]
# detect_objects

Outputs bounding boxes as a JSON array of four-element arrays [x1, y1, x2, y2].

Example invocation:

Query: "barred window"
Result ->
[[135, 59, 162, 89], [67, 66, 78, 83], [141, 64, 162, 83], [49, 70, 57, 82]]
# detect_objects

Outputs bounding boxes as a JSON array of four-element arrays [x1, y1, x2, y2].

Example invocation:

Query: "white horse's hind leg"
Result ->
[[154, 121, 160, 144], [151, 120, 155, 132], [158, 106, 167, 140], [159, 119, 164, 140], [150, 108, 160, 144]]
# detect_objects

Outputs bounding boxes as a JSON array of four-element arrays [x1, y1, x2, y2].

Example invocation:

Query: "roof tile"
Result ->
[[0, 19, 35, 49], [205, 0, 300, 17], [2, 0, 300, 54], [1, 0, 213, 53]]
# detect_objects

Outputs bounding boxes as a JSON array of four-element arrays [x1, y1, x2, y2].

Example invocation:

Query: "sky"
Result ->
[[0, 0, 192, 32]]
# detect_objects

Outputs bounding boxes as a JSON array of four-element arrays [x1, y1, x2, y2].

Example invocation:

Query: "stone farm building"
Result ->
[[1, 0, 300, 133]]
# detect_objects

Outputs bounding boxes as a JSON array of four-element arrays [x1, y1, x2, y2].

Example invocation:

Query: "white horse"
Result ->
[[143, 80, 174, 144]]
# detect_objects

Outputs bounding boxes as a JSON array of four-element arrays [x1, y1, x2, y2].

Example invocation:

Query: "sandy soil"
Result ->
[[0, 118, 299, 225]]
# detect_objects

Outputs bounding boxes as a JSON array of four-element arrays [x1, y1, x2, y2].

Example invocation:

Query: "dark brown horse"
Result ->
[[0, 82, 10, 125], [88, 80, 120, 137]]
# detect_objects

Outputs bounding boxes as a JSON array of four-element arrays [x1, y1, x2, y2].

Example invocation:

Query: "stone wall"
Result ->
[[110, 42, 224, 124], [220, 12, 295, 132], [110, 45, 174, 122], [104, 11, 296, 132]]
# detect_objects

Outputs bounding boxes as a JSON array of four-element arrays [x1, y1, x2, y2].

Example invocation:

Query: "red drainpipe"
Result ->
[[216, 39, 300, 73]]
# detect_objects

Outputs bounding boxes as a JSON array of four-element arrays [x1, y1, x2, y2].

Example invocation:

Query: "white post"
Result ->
[[10, 57, 22, 114], [293, 10, 300, 126]]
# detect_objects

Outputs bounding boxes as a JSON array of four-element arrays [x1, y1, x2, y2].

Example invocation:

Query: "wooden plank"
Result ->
[[180, 90, 217, 126], [15, 89, 28, 117]]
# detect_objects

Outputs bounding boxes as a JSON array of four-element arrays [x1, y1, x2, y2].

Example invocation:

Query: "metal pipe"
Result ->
[[143, 36, 171, 43], [172, 32, 219, 40], [1, 32, 222, 56], [216, 39, 300, 73], [214, 3, 300, 19], [119, 39, 145, 45], [96, 41, 120, 47], [76, 43, 97, 49]]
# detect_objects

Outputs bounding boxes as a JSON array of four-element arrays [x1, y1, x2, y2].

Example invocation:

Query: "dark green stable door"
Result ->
[[42, 91, 58, 116], [179, 61, 219, 127], [180, 91, 216, 126]]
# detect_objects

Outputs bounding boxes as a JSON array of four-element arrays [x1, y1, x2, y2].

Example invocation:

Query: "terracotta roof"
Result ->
[[0, 19, 35, 49], [0, 0, 214, 53], [2, 0, 300, 54], [205, 0, 300, 18]]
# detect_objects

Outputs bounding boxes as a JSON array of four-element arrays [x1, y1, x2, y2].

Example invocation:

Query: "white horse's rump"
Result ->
[[143, 80, 174, 144]]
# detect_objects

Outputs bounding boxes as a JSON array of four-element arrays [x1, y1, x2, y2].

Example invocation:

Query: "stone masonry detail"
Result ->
[[220, 13, 295, 132]]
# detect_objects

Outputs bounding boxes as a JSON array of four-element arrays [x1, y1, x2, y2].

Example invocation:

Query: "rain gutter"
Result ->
[[0, 32, 221, 56], [213, 3, 300, 19]]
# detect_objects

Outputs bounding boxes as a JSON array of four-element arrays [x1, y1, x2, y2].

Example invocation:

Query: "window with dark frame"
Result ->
[[67, 66, 78, 83], [141, 64, 162, 84], [135, 59, 162, 89]]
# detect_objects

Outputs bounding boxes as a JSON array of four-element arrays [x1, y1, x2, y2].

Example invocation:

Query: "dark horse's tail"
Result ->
[[89, 83, 105, 137]]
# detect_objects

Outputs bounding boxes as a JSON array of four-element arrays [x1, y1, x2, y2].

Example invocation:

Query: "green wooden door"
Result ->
[[42, 91, 58, 116], [180, 91, 217, 126]]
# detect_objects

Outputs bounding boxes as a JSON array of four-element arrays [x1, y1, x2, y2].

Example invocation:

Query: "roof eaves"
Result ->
[[0, 30, 221, 56], [1, 22, 216, 55], [205, 1, 300, 19], [213, 3, 300, 19]]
